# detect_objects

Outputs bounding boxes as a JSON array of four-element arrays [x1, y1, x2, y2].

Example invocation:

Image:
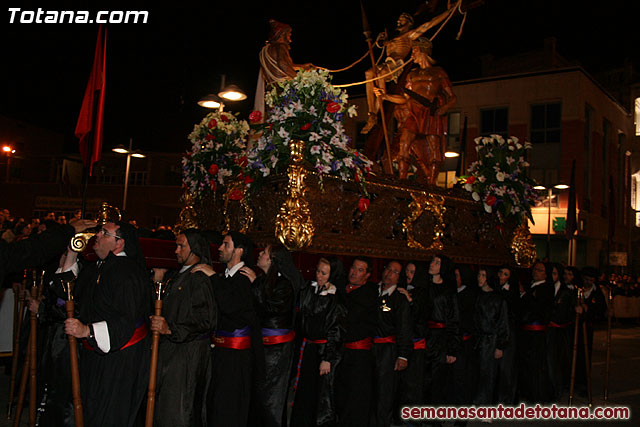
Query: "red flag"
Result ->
[[75, 26, 107, 176]]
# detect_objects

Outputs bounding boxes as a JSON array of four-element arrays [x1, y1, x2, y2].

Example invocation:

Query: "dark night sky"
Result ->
[[1, 0, 639, 155]]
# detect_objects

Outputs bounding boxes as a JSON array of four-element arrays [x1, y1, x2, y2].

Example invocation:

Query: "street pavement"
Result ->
[[1, 323, 638, 426]]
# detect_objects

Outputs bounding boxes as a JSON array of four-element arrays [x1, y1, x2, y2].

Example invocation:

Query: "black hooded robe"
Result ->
[[154, 266, 217, 427], [75, 252, 151, 427]]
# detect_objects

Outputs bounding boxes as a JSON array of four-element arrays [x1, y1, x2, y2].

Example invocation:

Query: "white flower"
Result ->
[[292, 100, 304, 112], [322, 150, 333, 163], [472, 192, 481, 201], [309, 132, 322, 142], [515, 143, 522, 150], [485, 151, 494, 158], [478, 175, 486, 183], [347, 105, 357, 117], [309, 105, 317, 116], [511, 136, 519, 144], [464, 183, 473, 192], [277, 127, 290, 141], [495, 186, 506, 196], [270, 155, 278, 167], [522, 161, 530, 167], [343, 157, 354, 168], [484, 203, 492, 213], [506, 156, 515, 165], [474, 137, 482, 144], [496, 172, 505, 182], [310, 145, 321, 155], [475, 145, 481, 152], [508, 145, 515, 151]]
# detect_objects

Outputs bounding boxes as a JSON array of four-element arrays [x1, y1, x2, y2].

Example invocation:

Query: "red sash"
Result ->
[[549, 321, 571, 328], [463, 333, 472, 341], [427, 321, 446, 329], [344, 337, 373, 350], [413, 338, 426, 350], [373, 335, 397, 344], [262, 330, 296, 345], [82, 322, 148, 352], [211, 335, 251, 350], [306, 338, 328, 344], [521, 323, 547, 332]]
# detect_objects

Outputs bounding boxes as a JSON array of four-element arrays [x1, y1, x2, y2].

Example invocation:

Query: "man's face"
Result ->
[[532, 263, 546, 282], [45, 212, 55, 221], [583, 275, 596, 288], [349, 260, 370, 286], [396, 14, 411, 31], [218, 235, 237, 265], [563, 269, 574, 284], [94, 222, 122, 260], [382, 262, 401, 288], [175, 234, 193, 265], [498, 268, 511, 285]]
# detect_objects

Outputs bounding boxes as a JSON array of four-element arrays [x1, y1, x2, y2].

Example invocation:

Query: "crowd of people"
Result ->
[[0, 214, 613, 427]]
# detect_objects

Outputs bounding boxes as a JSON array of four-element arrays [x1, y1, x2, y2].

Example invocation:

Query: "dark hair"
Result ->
[[455, 263, 474, 287], [431, 254, 456, 288], [352, 256, 373, 273], [477, 265, 497, 289], [319, 256, 346, 289], [264, 243, 304, 295], [401, 261, 428, 289], [565, 266, 583, 287], [582, 266, 599, 280], [227, 231, 254, 266], [550, 263, 564, 284]]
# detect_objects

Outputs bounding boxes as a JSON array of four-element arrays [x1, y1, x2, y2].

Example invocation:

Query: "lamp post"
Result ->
[[534, 184, 570, 261], [2, 145, 15, 182], [112, 138, 146, 211], [198, 75, 247, 111]]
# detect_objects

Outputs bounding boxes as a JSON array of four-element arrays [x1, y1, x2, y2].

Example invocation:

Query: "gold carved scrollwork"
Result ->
[[175, 193, 198, 234], [402, 193, 445, 251], [222, 183, 254, 234], [70, 202, 121, 253], [275, 139, 315, 250], [511, 223, 536, 267]]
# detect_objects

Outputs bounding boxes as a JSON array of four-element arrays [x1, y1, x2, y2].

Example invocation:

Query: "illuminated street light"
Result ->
[[197, 94, 223, 109], [218, 84, 247, 101], [444, 151, 460, 158]]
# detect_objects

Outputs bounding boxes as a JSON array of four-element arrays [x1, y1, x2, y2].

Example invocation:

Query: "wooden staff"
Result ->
[[28, 270, 38, 427], [64, 280, 84, 427], [568, 288, 582, 406], [7, 270, 27, 419], [12, 336, 31, 427], [583, 313, 593, 408], [145, 282, 164, 427], [604, 287, 613, 403]]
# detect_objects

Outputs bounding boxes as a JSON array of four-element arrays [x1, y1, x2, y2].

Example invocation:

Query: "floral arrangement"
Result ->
[[182, 111, 250, 197], [247, 69, 373, 192], [457, 135, 538, 224]]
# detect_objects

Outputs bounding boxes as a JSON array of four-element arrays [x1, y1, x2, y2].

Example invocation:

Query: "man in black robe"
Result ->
[[335, 256, 378, 427], [65, 221, 151, 427], [496, 265, 519, 405], [517, 261, 554, 403], [150, 229, 217, 427], [546, 264, 575, 400], [193, 231, 263, 427], [371, 260, 412, 427]]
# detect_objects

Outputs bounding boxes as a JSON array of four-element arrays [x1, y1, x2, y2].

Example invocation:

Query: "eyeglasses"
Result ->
[[100, 228, 121, 240]]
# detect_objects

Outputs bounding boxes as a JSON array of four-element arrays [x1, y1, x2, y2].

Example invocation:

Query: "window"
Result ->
[[480, 107, 508, 139], [635, 97, 640, 136], [530, 103, 561, 143], [130, 171, 148, 186], [584, 104, 593, 210]]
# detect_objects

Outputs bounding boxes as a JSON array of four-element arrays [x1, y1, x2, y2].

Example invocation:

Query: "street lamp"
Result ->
[[112, 138, 146, 211], [535, 184, 570, 260], [2, 145, 15, 182], [197, 94, 223, 110]]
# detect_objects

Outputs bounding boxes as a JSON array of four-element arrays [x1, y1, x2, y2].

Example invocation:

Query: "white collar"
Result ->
[[311, 281, 336, 295], [225, 261, 244, 278], [502, 283, 510, 291], [583, 284, 595, 299], [115, 251, 127, 257], [179, 264, 193, 273], [554, 281, 561, 295], [531, 280, 545, 288], [379, 283, 396, 296], [457, 285, 466, 293]]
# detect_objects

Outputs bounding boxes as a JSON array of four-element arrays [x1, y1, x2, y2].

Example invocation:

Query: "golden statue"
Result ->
[[374, 38, 456, 185]]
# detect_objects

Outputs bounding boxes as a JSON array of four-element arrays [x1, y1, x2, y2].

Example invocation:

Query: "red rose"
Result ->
[[267, 123, 274, 132], [465, 176, 476, 184], [300, 122, 312, 131], [205, 134, 215, 141], [208, 119, 217, 129], [235, 155, 248, 168], [326, 102, 340, 113], [229, 189, 243, 201], [248, 110, 263, 124], [244, 175, 254, 184], [358, 197, 370, 213], [210, 181, 217, 191], [208, 164, 219, 176], [220, 114, 230, 123], [486, 195, 497, 206], [354, 172, 361, 183]]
